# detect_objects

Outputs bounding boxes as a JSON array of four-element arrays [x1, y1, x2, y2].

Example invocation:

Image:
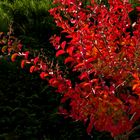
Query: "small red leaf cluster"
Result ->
[[0, 32, 22, 61], [0, 32, 54, 80]]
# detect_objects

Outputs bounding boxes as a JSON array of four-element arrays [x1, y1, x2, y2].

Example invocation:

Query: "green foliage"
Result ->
[[0, 0, 60, 50], [0, 3, 12, 32], [129, 0, 140, 8]]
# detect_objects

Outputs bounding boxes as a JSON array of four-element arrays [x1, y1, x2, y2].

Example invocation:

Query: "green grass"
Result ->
[[0, 0, 59, 51], [0, 0, 55, 33]]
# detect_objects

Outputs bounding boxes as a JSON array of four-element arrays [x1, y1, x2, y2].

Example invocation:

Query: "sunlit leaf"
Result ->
[[11, 53, 18, 62]]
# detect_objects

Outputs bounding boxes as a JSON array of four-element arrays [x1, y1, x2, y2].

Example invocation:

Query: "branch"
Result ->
[[127, 124, 140, 137]]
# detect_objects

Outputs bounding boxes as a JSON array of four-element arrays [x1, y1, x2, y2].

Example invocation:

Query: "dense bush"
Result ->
[[48, 1, 140, 138]]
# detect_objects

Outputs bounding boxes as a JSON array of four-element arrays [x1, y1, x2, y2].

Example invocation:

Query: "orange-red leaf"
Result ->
[[132, 73, 139, 80], [21, 60, 26, 68], [1, 46, 7, 53], [56, 50, 65, 57], [91, 47, 98, 56], [30, 66, 35, 73], [132, 83, 140, 90], [11, 53, 18, 62]]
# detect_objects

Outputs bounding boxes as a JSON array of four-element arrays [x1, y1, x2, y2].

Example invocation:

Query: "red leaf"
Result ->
[[30, 66, 35, 73], [34, 57, 39, 65], [24, 51, 29, 59], [83, 82, 90, 88], [55, 36, 60, 41], [66, 46, 74, 56], [56, 50, 65, 57], [61, 41, 66, 49], [85, 57, 95, 64], [74, 63, 84, 70], [66, 35, 72, 38], [65, 57, 75, 64], [40, 72, 48, 79], [79, 72, 88, 80], [49, 78, 59, 87], [21, 60, 26, 68]]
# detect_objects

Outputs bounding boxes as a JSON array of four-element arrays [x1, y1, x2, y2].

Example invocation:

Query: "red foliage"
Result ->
[[48, 0, 140, 137]]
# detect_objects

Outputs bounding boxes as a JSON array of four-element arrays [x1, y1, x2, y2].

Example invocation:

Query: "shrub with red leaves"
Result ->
[[1, 0, 140, 139]]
